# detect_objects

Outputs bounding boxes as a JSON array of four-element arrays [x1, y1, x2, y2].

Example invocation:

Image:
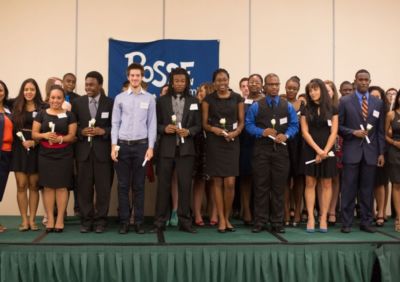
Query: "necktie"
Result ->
[[89, 98, 98, 118], [362, 95, 368, 120]]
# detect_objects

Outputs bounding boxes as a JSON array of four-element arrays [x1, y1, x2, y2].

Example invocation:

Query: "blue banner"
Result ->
[[108, 39, 219, 98]]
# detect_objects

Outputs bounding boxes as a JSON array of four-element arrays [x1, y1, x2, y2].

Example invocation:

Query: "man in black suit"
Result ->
[[63, 73, 81, 106], [339, 69, 385, 233], [152, 68, 201, 233], [72, 71, 114, 233]]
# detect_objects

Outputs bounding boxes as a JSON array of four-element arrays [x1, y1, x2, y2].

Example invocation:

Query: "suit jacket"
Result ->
[[72, 94, 114, 162], [156, 94, 201, 158], [339, 93, 385, 165]]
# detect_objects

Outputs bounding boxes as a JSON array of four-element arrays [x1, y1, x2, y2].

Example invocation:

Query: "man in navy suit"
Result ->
[[339, 69, 385, 233]]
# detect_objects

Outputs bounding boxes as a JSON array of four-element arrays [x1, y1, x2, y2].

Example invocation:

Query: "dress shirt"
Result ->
[[355, 90, 370, 107], [111, 88, 157, 148], [245, 95, 299, 139]]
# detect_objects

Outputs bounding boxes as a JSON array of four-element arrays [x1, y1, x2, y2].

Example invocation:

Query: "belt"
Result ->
[[118, 138, 147, 145]]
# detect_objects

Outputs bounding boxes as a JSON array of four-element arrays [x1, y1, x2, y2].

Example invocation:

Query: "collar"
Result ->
[[89, 94, 101, 103], [355, 90, 369, 101], [266, 95, 280, 106], [127, 87, 144, 96]]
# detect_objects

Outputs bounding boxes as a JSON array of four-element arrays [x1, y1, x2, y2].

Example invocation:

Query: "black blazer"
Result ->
[[72, 95, 114, 162], [156, 94, 201, 158]]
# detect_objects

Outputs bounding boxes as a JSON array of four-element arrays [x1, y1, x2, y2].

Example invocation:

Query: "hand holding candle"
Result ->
[[48, 122, 55, 145], [305, 151, 335, 165], [88, 118, 96, 142], [360, 124, 372, 144], [16, 131, 30, 152], [177, 122, 185, 144]]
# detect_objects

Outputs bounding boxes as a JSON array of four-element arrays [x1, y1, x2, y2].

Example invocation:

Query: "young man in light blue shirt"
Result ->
[[111, 63, 157, 234]]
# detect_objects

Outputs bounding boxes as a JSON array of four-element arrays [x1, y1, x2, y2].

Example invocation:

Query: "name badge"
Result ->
[[233, 122, 238, 130], [32, 111, 37, 118], [244, 99, 253, 104], [190, 103, 198, 110], [4, 108, 11, 114], [280, 117, 288, 125], [101, 112, 109, 119], [140, 102, 149, 109], [58, 113, 67, 119], [373, 110, 380, 118], [327, 119, 332, 127]]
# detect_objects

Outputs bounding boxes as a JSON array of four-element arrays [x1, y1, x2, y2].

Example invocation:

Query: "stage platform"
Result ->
[[0, 216, 399, 282]]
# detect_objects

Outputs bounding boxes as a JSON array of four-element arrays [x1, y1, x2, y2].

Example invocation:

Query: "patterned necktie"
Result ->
[[89, 98, 98, 118], [362, 95, 368, 120]]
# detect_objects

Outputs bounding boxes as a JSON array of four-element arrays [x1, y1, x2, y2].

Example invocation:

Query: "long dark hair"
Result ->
[[305, 78, 333, 122], [13, 78, 44, 130], [369, 86, 390, 112], [393, 90, 400, 111], [167, 67, 191, 97]]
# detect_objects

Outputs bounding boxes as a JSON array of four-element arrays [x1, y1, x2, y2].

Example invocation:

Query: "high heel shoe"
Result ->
[[217, 228, 226, 233], [19, 224, 30, 232], [328, 213, 336, 226], [46, 227, 54, 233], [226, 226, 236, 232], [54, 228, 64, 233], [209, 220, 218, 226], [375, 217, 384, 227]]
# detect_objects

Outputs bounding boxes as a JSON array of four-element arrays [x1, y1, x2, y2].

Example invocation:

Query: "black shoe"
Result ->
[[179, 225, 197, 234], [272, 226, 285, 234], [252, 225, 264, 233], [119, 224, 129, 234], [360, 225, 376, 233], [54, 228, 64, 233], [80, 225, 92, 233], [95, 225, 105, 233], [46, 227, 54, 233], [217, 228, 226, 233], [134, 224, 145, 234], [226, 226, 236, 232], [341, 226, 351, 233]]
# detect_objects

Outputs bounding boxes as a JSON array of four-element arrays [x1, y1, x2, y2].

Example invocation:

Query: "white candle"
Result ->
[[88, 118, 96, 142], [16, 131, 30, 151], [177, 122, 185, 144]]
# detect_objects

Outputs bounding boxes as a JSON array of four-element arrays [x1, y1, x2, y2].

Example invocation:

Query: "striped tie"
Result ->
[[362, 95, 368, 120]]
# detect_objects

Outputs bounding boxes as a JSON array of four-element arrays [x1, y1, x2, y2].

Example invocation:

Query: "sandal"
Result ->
[[30, 223, 40, 231], [375, 217, 385, 227], [19, 224, 30, 232], [194, 220, 205, 227], [209, 220, 218, 226], [328, 213, 336, 226], [395, 218, 400, 232]]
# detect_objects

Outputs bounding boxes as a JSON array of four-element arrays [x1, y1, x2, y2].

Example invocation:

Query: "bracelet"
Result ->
[[59, 136, 64, 144]]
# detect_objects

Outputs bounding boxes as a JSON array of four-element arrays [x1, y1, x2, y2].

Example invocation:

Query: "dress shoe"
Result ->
[[80, 225, 92, 233], [119, 224, 129, 234], [272, 226, 285, 234], [95, 225, 105, 233], [54, 228, 64, 233], [134, 224, 145, 234], [360, 225, 376, 233], [217, 228, 226, 233], [179, 225, 197, 234], [341, 226, 351, 233], [46, 227, 54, 233], [226, 226, 236, 232], [252, 225, 264, 233]]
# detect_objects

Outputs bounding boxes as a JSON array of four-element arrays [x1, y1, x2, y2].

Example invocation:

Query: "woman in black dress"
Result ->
[[239, 74, 264, 225], [301, 79, 338, 233], [32, 85, 77, 232], [369, 86, 390, 226], [385, 90, 400, 232], [11, 79, 44, 231], [284, 76, 304, 226], [0, 80, 13, 232], [202, 69, 244, 232]]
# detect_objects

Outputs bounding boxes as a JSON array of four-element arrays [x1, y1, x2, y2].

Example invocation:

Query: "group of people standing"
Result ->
[[0, 65, 399, 235]]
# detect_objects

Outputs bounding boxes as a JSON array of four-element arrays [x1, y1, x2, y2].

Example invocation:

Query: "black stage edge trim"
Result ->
[[32, 231, 48, 243], [375, 229, 400, 241]]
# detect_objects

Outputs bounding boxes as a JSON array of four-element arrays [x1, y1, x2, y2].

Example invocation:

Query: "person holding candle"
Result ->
[[151, 68, 201, 233], [339, 69, 385, 233], [32, 85, 77, 233], [11, 79, 44, 231], [301, 79, 338, 233], [111, 63, 157, 234], [246, 73, 298, 233], [72, 71, 113, 233], [202, 68, 244, 233], [0, 80, 13, 232]]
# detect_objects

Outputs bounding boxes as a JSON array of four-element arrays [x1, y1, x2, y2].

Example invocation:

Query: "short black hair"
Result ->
[[63, 73, 76, 80], [85, 71, 103, 85], [212, 68, 230, 82], [355, 69, 370, 78]]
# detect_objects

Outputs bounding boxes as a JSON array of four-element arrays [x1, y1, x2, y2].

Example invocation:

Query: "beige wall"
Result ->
[[1, 0, 399, 215]]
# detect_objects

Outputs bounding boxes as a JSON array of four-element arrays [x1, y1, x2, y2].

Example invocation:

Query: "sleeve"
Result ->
[[156, 97, 166, 135], [111, 95, 121, 145], [34, 109, 44, 123], [338, 99, 355, 138], [245, 102, 264, 138], [67, 111, 77, 124], [147, 96, 157, 149], [284, 102, 299, 139]]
